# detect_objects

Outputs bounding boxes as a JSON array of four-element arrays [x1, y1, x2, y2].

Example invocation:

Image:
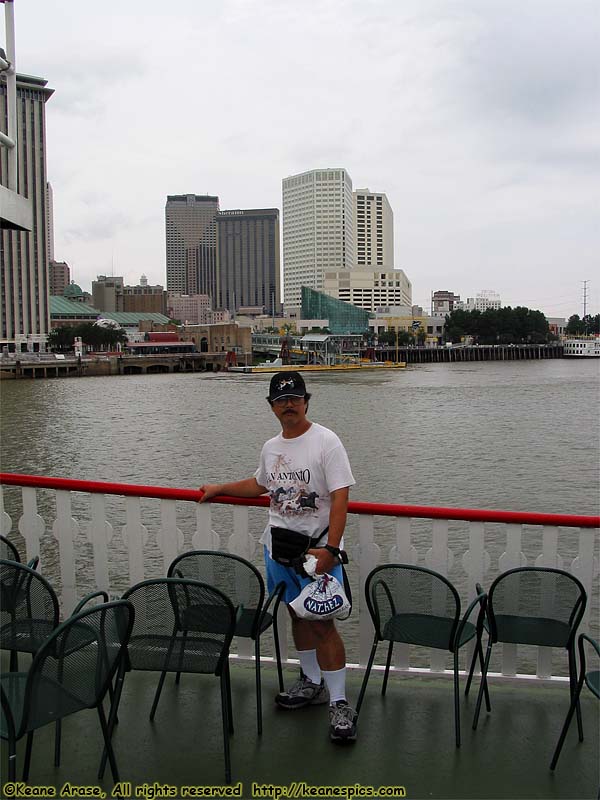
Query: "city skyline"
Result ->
[[4, 0, 598, 318]]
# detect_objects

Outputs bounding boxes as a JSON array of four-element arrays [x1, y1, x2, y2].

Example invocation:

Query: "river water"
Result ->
[[1, 359, 599, 665]]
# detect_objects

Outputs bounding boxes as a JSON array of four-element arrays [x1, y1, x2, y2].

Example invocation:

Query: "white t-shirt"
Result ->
[[255, 422, 355, 553]]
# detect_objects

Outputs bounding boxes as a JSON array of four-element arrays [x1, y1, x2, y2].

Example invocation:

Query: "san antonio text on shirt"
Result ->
[[267, 469, 311, 483]]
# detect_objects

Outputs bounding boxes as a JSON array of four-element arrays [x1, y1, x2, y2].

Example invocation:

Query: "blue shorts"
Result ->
[[264, 545, 345, 605]]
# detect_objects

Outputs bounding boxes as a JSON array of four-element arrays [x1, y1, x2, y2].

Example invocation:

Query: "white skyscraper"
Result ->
[[353, 189, 394, 268], [282, 168, 354, 310]]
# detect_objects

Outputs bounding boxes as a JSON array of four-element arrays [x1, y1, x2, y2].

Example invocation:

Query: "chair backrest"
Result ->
[[578, 634, 600, 700], [168, 550, 265, 638], [123, 578, 237, 675], [365, 564, 461, 651], [487, 567, 586, 648], [0, 535, 20, 563], [14, 600, 134, 737], [0, 559, 60, 631]]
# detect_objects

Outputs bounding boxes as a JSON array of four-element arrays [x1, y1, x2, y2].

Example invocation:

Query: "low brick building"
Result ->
[[181, 322, 251, 353]]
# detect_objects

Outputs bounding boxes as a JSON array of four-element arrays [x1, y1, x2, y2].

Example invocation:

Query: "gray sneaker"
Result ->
[[329, 700, 357, 742], [275, 673, 330, 709]]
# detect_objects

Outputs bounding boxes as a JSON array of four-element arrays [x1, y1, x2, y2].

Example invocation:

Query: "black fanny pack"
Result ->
[[270, 526, 327, 568]]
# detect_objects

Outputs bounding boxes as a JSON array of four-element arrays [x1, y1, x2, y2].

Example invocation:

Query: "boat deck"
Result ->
[[2, 663, 598, 799]]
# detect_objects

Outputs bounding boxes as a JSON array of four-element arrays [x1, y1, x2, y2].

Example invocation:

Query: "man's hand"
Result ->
[[307, 547, 338, 575], [198, 484, 222, 503]]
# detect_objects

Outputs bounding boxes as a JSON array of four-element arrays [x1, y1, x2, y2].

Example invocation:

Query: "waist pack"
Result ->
[[270, 526, 326, 568]]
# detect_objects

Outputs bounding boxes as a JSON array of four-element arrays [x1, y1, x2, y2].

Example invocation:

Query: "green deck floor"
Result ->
[[1, 665, 598, 799]]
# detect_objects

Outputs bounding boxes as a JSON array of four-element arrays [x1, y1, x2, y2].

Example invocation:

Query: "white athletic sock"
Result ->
[[322, 667, 347, 704], [298, 650, 321, 684]]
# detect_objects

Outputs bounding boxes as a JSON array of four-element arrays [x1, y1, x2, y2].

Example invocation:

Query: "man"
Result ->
[[199, 370, 357, 742]]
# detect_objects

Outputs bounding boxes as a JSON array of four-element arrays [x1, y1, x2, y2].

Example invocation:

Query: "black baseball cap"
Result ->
[[267, 371, 307, 402]]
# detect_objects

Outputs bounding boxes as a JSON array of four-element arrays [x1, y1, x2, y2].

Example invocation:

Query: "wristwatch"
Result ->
[[323, 544, 341, 558]]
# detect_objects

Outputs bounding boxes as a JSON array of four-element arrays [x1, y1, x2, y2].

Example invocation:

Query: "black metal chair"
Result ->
[[0, 600, 134, 782], [107, 578, 238, 784], [0, 535, 21, 562], [356, 564, 489, 747], [472, 567, 587, 740], [0, 559, 60, 673], [167, 550, 285, 734], [550, 633, 599, 770]]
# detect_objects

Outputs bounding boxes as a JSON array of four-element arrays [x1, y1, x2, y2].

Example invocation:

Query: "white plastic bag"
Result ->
[[290, 559, 351, 621]]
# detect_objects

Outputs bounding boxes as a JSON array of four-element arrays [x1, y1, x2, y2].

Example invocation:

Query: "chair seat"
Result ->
[[494, 615, 571, 647], [382, 613, 476, 650], [127, 634, 224, 674], [180, 605, 272, 640], [585, 670, 600, 699], [1, 670, 94, 739], [0, 620, 57, 654]]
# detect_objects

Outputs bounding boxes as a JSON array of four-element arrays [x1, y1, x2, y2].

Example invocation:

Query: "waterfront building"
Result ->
[[49, 296, 101, 328], [282, 168, 354, 312], [216, 208, 281, 315], [122, 281, 167, 315], [165, 194, 219, 299], [92, 276, 124, 312], [464, 290, 501, 312], [353, 189, 394, 268], [300, 287, 369, 335], [1, 73, 54, 345], [322, 268, 412, 312], [181, 321, 252, 354], [369, 305, 444, 343], [546, 317, 567, 337], [49, 261, 70, 297], [432, 290, 461, 317], [167, 293, 212, 325]]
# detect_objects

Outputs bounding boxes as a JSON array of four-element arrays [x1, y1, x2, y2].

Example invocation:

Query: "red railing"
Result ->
[[1, 472, 598, 528]]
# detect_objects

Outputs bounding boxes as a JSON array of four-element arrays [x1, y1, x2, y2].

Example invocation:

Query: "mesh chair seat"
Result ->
[[383, 613, 476, 649], [1, 620, 57, 653], [180, 604, 272, 639], [494, 615, 571, 647], [586, 670, 600, 698], [127, 633, 225, 674]]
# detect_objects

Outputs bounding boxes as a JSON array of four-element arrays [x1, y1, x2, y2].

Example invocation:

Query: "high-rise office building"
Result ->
[[49, 260, 70, 296], [165, 194, 219, 300], [216, 209, 280, 314], [1, 74, 53, 343], [46, 182, 54, 262], [92, 275, 124, 312], [353, 189, 394, 268], [282, 168, 354, 310]]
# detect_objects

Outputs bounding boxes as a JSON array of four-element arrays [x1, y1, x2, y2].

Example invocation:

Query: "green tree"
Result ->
[[47, 326, 75, 352]]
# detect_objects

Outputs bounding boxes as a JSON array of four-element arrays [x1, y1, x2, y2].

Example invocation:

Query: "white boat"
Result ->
[[563, 338, 600, 357]]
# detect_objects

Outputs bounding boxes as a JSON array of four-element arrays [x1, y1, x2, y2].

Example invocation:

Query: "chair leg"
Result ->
[[568, 644, 584, 742], [97, 703, 120, 783], [225, 659, 234, 736], [22, 730, 34, 781], [356, 639, 379, 716], [98, 661, 127, 781], [254, 638, 263, 735], [550, 674, 585, 770], [7, 735, 17, 782], [453, 650, 461, 748], [9, 649, 18, 672], [273, 619, 284, 692], [472, 640, 493, 730], [465, 641, 479, 696], [54, 720, 62, 766], [220, 673, 232, 785], [381, 641, 394, 696], [150, 671, 168, 721]]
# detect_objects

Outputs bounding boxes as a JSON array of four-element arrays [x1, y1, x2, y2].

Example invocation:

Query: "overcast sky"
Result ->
[[5, 0, 599, 316]]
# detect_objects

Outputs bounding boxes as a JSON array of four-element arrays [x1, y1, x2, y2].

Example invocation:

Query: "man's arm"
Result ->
[[199, 477, 267, 503], [308, 486, 349, 574]]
